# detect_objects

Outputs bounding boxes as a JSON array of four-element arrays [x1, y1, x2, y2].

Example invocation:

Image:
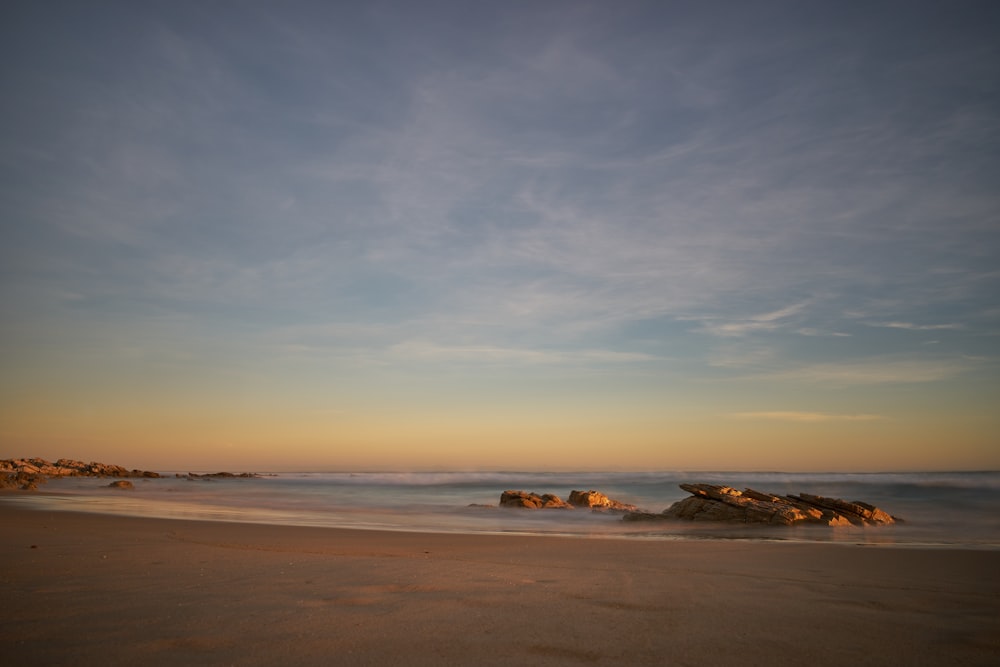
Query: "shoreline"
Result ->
[[2, 502, 998, 665], [4, 487, 997, 550]]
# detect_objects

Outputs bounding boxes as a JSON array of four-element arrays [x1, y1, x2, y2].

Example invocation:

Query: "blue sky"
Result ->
[[1, 1, 998, 471]]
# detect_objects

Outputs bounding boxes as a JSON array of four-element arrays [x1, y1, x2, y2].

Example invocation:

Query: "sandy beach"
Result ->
[[1, 502, 997, 666]]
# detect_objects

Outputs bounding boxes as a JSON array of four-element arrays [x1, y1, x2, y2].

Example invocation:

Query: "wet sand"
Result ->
[[1, 502, 998, 666]]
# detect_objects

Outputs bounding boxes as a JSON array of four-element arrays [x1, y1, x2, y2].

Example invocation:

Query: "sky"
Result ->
[[1, 1, 998, 472]]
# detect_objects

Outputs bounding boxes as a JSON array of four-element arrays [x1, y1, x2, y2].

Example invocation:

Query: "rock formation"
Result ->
[[0, 471, 48, 491], [107, 480, 135, 490], [1, 457, 160, 490], [499, 489, 637, 511], [624, 483, 900, 526], [499, 490, 572, 509]]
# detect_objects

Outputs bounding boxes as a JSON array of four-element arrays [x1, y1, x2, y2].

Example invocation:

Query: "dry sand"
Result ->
[[1, 502, 998, 666]]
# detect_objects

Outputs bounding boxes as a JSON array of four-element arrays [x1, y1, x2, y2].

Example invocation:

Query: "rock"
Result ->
[[623, 483, 899, 527], [567, 490, 638, 513], [790, 493, 897, 525], [183, 472, 261, 479], [107, 480, 134, 490], [0, 458, 160, 484], [0, 472, 47, 491], [499, 489, 638, 511], [499, 490, 572, 509]]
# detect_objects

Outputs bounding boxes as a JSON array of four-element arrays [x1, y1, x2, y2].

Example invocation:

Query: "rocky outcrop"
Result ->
[[1, 457, 161, 490], [624, 483, 900, 526], [0, 471, 48, 491], [499, 490, 573, 509], [499, 489, 637, 511], [567, 490, 638, 513], [107, 480, 134, 490]]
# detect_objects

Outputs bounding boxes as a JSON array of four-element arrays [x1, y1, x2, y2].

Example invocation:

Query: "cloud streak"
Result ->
[[728, 412, 884, 423], [388, 341, 662, 366], [694, 303, 811, 337], [871, 322, 963, 331], [760, 359, 972, 386]]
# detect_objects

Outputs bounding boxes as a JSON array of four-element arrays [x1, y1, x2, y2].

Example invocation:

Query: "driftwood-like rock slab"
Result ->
[[624, 483, 900, 526]]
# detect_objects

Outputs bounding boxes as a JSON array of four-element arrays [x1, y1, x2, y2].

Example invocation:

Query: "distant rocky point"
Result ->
[[624, 483, 901, 526], [177, 472, 263, 480], [1, 457, 161, 490]]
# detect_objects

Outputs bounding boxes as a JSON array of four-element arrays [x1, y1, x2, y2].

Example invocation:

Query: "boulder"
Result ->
[[107, 480, 134, 490], [623, 483, 898, 526], [499, 490, 572, 509]]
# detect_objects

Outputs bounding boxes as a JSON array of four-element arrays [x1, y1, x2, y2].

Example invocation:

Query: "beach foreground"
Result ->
[[1, 503, 997, 666]]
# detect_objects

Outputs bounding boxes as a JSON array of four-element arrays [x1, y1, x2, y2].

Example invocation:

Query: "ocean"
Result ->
[[5, 470, 999, 549]]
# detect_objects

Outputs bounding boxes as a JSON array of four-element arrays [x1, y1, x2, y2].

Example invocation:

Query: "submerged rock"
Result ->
[[107, 480, 134, 490], [623, 483, 900, 526]]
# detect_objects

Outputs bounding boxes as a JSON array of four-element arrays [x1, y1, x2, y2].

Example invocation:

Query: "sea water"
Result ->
[[5, 470, 999, 548]]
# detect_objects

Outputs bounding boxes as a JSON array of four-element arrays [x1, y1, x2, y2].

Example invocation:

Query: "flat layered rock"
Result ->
[[624, 483, 900, 526]]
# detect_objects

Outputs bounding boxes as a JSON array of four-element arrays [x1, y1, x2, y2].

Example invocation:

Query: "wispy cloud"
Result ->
[[728, 412, 884, 423], [695, 302, 810, 337], [870, 322, 963, 331], [761, 358, 969, 386], [387, 341, 661, 366], [796, 328, 851, 337]]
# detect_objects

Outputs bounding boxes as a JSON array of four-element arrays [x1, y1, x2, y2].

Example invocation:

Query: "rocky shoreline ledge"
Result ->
[[0, 458, 263, 490], [1, 457, 162, 490]]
